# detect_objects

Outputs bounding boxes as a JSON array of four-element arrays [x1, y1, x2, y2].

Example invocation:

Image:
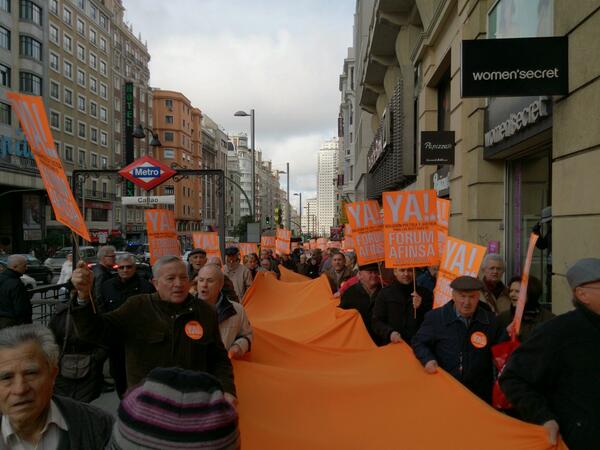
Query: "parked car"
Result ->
[[0, 255, 54, 285], [44, 246, 97, 273], [0, 263, 36, 289]]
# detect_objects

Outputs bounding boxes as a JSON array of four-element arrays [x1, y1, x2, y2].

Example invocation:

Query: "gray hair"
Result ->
[[116, 253, 135, 265], [482, 253, 505, 270], [97, 245, 116, 258], [0, 324, 59, 367], [152, 255, 185, 278], [6, 254, 26, 269]]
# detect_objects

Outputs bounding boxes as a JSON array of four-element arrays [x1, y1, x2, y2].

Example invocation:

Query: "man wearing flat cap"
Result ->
[[411, 275, 505, 403], [339, 263, 383, 345], [500, 258, 600, 449]]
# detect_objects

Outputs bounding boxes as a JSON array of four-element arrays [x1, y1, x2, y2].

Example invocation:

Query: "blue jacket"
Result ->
[[411, 300, 506, 403]]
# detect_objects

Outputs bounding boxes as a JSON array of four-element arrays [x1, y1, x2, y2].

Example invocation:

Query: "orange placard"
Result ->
[[7, 93, 90, 241], [145, 209, 181, 265], [239, 243, 258, 259], [433, 236, 487, 308], [344, 200, 384, 265], [382, 190, 439, 268], [510, 233, 540, 339], [436, 198, 451, 259], [261, 236, 276, 251], [192, 232, 221, 260], [276, 228, 291, 255]]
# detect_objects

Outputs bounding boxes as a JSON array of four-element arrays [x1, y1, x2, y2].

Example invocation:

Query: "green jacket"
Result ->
[[71, 293, 235, 395]]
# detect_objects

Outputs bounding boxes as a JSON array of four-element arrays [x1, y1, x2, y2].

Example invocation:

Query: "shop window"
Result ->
[[437, 71, 451, 131], [489, 0, 553, 39]]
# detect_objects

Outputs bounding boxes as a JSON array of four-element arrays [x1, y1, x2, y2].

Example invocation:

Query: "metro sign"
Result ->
[[118, 155, 176, 190]]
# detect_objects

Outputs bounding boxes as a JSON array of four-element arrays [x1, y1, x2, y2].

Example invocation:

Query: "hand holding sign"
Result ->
[[411, 291, 422, 309], [71, 260, 93, 300]]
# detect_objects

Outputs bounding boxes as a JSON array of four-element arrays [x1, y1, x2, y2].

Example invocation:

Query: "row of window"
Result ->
[[0, 1, 43, 26], [50, 0, 108, 32], [49, 53, 107, 97], [49, 111, 108, 145], [0, 28, 43, 63], [0, 66, 43, 96], [49, 26, 108, 76], [54, 140, 108, 168]]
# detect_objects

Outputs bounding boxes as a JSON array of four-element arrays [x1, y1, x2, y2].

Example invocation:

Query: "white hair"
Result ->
[[0, 324, 59, 367], [116, 253, 135, 264], [482, 253, 505, 269], [97, 245, 116, 258], [152, 255, 185, 278]]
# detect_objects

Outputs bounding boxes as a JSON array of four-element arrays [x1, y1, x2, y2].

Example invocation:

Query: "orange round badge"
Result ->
[[470, 331, 488, 349], [184, 321, 204, 340]]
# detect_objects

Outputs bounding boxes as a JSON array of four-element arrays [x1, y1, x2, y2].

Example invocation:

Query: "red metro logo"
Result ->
[[119, 155, 177, 191]]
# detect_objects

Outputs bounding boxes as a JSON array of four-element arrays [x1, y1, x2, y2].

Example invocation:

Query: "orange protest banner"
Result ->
[[192, 232, 221, 260], [345, 200, 385, 265], [433, 236, 487, 308], [382, 190, 439, 268], [239, 243, 258, 259], [261, 236, 276, 251], [436, 198, 451, 259], [276, 228, 291, 255], [510, 233, 540, 339], [7, 93, 90, 241], [145, 209, 181, 265]]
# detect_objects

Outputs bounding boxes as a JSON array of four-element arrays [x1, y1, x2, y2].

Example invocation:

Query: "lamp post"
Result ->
[[276, 164, 290, 230], [234, 109, 255, 221], [293, 192, 302, 235], [132, 124, 162, 149]]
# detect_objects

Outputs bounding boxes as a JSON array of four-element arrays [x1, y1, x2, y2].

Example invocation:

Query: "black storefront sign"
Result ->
[[461, 37, 568, 98], [420, 131, 455, 165]]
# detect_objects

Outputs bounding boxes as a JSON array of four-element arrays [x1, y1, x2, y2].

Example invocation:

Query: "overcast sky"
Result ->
[[123, 0, 355, 203]]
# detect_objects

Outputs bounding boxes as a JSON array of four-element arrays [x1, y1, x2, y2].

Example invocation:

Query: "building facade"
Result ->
[[349, 0, 600, 313], [303, 197, 317, 237], [226, 141, 241, 236], [317, 137, 339, 236]]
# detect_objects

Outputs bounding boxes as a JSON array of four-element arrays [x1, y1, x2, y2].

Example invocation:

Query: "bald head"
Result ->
[[196, 264, 225, 304], [7, 255, 27, 274]]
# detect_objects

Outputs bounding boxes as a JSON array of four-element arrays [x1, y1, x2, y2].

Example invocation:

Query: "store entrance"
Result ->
[[506, 149, 552, 305]]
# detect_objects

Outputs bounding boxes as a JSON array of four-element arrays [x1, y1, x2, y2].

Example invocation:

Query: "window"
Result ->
[[88, 76, 96, 92], [63, 6, 71, 25], [114, 140, 121, 154], [49, 52, 59, 71], [89, 27, 96, 44], [50, 81, 59, 100], [64, 116, 73, 134], [77, 68, 85, 86], [50, 110, 59, 129], [77, 44, 85, 61], [49, 24, 58, 43], [165, 115, 174, 124], [19, 35, 42, 60], [19, 71, 41, 95], [99, 107, 107, 122], [89, 4, 96, 19], [78, 121, 86, 139], [165, 185, 174, 195], [99, 83, 107, 99], [100, 131, 107, 146], [77, 0, 85, 10], [64, 144, 73, 161], [89, 101, 97, 117], [165, 99, 173, 109], [164, 132, 174, 142], [99, 60, 106, 76], [0, 63, 9, 87], [63, 33, 72, 52], [63, 60, 72, 79], [91, 153, 97, 167], [76, 18, 85, 35], [99, 37, 106, 51], [99, 12, 107, 30], [91, 208, 108, 221], [19, 0, 42, 26], [489, 0, 553, 39], [49, 0, 57, 14], [163, 148, 175, 159], [64, 87, 73, 106], [101, 156, 107, 168], [89, 52, 96, 69], [90, 126, 97, 142], [0, 27, 10, 50], [78, 149, 85, 165], [0, 102, 11, 125], [77, 95, 85, 112], [0, 0, 9, 12]]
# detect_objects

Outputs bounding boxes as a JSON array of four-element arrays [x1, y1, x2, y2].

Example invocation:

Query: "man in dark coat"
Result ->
[[187, 248, 207, 281], [339, 263, 382, 345], [325, 252, 354, 293], [92, 245, 117, 309], [500, 258, 600, 449], [412, 276, 505, 403], [372, 267, 433, 345], [70, 256, 236, 402], [0, 254, 32, 328], [99, 253, 155, 398]]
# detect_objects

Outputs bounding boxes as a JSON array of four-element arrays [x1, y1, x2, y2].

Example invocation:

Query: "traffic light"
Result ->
[[277, 207, 283, 227], [274, 208, 280, 225], [266, 216, 271, 225]]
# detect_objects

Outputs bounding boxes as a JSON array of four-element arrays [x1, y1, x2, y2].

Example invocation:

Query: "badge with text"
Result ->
[[421, 131, 455, 165], [470, 331, 488, 349], [184, 321, 204, 340]]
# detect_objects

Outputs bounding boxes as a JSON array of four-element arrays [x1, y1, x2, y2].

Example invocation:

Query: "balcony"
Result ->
[[83, 189, 117, 201]]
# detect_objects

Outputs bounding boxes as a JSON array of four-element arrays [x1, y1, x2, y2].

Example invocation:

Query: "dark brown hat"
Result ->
[[450, 276, 484, 291], [358, 262, 379, 272]]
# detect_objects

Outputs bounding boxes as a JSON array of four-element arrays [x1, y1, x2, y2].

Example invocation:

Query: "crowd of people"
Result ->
[[0, 243, 597, 449]]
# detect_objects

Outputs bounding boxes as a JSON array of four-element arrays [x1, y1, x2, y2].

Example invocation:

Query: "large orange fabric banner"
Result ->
[[192, 232, 221, 260], [382, 190, 439, 268], [433, 236, 487, 308], [260, 236, 276, 251], [238, 243, 258, 259], [7, 93, 90, 241], [344, 200, 384, 265], [145, 209, 181, 265], [437, 198, 451, 258], [234, 272, 567, 449], [510, 233, 540, 339], [275, 228, 291, 255]]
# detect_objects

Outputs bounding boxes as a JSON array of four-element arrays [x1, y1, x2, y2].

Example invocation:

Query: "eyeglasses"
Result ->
[[105, 254, 116, 258], [118, 265, 133, 269]]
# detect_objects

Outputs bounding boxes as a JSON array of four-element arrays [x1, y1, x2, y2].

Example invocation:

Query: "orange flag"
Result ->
[[192, 232, 221, 261], [436, 198, 451, 259], [145, 209, 181, 265], [344, 200, 384, 265], [510, 233, 540, 339], [7, 93, 90, 241]]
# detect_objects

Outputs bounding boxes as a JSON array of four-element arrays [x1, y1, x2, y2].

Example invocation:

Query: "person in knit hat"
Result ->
[[109, 367, 240, 450]]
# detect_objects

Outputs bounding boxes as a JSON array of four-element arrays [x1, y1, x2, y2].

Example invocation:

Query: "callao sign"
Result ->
[[119, 155, 176, 190]]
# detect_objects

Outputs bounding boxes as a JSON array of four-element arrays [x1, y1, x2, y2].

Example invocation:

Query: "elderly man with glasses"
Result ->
[[99, 253, 155, 398], [92, 245, 117, 309]]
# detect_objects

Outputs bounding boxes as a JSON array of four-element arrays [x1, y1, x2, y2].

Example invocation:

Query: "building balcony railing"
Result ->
[[83, 189, 117, 202], [0, 153, 39, 173]]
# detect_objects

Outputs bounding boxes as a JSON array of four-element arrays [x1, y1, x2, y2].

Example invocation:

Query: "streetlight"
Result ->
[[234, 109, 255, 221], [276, 162, 290, 229], [293, 192, 302, 235], [132, 124, 162, 148]]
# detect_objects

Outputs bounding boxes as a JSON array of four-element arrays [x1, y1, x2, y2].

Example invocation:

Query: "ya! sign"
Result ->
[[7, 93, 90, 241], [276, 228, 291, 255], [145, 209, 181, 265], [260, 236, 276, 252], [192, 232, 221, 261], [433, 236, 487, 308], [382, 190, 439, 268], [345, 200, 384, 265]]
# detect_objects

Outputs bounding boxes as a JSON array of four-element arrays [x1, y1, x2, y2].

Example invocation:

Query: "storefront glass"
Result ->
[[489, 0, 553, 39]]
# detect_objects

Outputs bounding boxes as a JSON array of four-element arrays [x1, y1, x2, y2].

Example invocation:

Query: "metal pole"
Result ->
[[299, 192, 302, 235], [286, 162, 290, 230], [250, 109, 255, 222], [219, 171, 226, 260]]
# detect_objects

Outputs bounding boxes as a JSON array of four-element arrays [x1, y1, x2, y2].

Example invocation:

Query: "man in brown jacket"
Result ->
[[479, 254, 511, 315], [326, 252, 354, 294]]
